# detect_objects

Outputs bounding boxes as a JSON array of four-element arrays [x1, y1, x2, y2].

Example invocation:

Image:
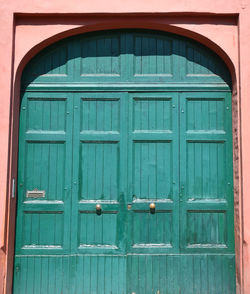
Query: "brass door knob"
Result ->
[[96, 204, 102, 211], [149, 202, 155, 209]]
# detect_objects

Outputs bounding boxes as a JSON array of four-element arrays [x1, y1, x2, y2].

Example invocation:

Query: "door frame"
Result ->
[[3, 19, 241, 294]]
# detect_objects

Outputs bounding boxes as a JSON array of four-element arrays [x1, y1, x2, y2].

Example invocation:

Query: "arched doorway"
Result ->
[[13, 29, 235, 293]]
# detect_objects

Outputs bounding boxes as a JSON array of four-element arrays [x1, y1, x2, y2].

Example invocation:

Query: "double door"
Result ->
[[14, 91, 235, 293]]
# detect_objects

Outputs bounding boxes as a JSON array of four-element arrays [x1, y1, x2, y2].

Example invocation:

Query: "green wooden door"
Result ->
[[127, 91, 235, 294], [14, 30, 235, 294]]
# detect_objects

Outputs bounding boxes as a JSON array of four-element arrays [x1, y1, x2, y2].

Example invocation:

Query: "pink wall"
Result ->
[[0, 0, 250, 293]]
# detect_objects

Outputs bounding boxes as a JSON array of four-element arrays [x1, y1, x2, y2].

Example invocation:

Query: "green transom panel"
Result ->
[[21, 29, 231, 89]]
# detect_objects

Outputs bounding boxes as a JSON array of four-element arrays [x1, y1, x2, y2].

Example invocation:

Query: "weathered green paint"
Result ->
[[21, 29, 231, 89], [14, 30, 235, 294]]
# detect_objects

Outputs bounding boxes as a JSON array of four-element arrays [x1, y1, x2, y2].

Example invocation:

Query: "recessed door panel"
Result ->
[[80, 142, 120, 201], [78, 211, 118, 248], [132, 210, 173, 247], [133, 141, 174, 200], [186, 141, 227, 200], [80, 98, 120, 132]]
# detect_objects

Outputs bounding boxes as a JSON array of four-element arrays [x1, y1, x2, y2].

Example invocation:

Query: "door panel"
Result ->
[[14, 256, 127, 294], [133, 141, 174, 199], [71, 92, 128, 257], [127, 92, 179, 254], [80, 142, 120, 201], [74, 256, 126, 294], [15, 92, 73, 255], [132, 210, 173, 247], [127, 254, 235, 294], [179, 92, 234, 253]]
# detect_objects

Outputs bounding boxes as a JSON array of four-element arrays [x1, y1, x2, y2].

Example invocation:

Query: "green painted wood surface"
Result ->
[[21, 30, 231, 89], [14, 30, 235, 294]]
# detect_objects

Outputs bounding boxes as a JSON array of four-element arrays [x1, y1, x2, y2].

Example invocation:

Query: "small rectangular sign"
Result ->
[[26, 189, 45, 198]]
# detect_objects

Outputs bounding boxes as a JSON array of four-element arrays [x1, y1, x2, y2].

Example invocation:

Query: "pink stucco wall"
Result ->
[[0, 0, 250, 293]]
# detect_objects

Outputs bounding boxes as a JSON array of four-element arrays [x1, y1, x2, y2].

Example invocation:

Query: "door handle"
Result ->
[[149, 202, 155, 209], [96, 204, 102, 215], [149, 202, 156, 213]]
